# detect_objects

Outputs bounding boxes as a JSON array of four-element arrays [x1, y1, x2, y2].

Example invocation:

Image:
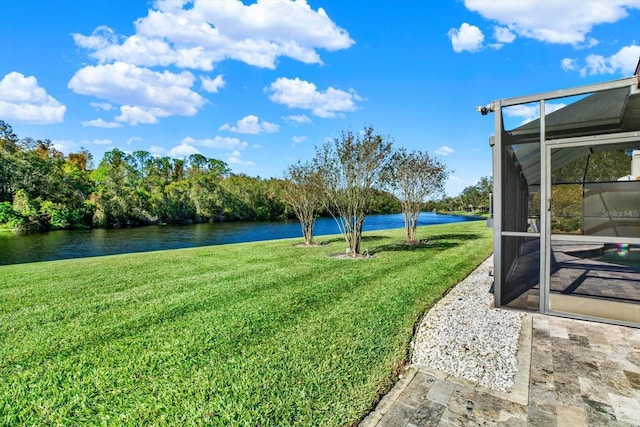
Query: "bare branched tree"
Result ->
[[282, 161, 321, 245], [385, 148, 449, 243], [314, 126, 393, 256]]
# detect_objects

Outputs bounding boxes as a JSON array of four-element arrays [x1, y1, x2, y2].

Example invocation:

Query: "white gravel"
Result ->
[[411, 255, 524, 392]]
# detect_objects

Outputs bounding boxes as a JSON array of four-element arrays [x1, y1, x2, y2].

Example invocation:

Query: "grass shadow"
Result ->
[[361, 234, 389, 241], [318, 233, 483, 255], [371, 240, 459, 254], [318, 234, 391, 245], [370, 233, 483, 255], [427, 233, 483, 242], [318, 237, 344, 245]]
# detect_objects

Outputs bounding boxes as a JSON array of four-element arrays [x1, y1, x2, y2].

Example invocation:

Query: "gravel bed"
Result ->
[[411, 255, 524, 392]]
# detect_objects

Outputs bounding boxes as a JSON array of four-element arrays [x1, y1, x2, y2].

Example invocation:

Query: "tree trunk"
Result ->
[[403, 210, 419, 243], [403, 210, 412, 242], [347, 215, 364, 256], [301, 220, 314, 245], [410, 212, 418, 242]]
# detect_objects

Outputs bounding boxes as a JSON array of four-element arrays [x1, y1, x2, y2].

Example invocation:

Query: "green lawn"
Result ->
[[0, 221, 492, 426]]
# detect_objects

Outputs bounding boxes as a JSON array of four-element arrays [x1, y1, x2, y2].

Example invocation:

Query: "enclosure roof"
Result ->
[[496, 74, 640, 186], [507, 86, 640, 144]]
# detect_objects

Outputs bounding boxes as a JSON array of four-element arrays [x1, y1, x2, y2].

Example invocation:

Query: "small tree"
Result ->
[[314, 126, 393, 256], [282, 161, 321, 245], [385, 149, 449, 243]]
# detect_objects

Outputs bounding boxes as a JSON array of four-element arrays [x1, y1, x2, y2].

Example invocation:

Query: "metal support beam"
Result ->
[[496, 76, 638, 107], [492, 101, 503, 308], [539, 100, 549, 314]]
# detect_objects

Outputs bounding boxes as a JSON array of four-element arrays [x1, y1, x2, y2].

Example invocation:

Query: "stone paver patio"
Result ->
[[360, 314, 640, 426]]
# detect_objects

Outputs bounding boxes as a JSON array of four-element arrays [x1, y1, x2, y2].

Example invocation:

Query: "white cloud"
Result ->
[[283, 114, 312, 125], [74, 26, 214, 70], [227, 150, 254, 166], [561, 58, 579, 72], [266, 77, 361, 118], [261, 122, 279, 133], [448, 23, 484, 53], [200, 74, 225, 93], [90, 102, 113, 111], [562, 44, 640, 77], [149, 145, 166, 156], [503, 104, 539, 122], [435, 146, 455, 156], [181, 136, 248, 150], [73, 25, 118, 51], [579, 38, 599, 49], [292, 135, 307, 144], [463, 0, 640, 46], [115, 105, 159, 125], [84, 138, 113, 145], [68, 62, 205, 125], [0, 72, 66, 124], [168, 142, 200, 158], [127, 136, 143, 145], [585, 55, 610, 75], [82, 118, 123, 128], [219, 114, 279, 134], [585, 45, 640, 75], [72, 0, 354, 71], [504, 102, 567, 125], [494, 26, 516, 44], [176, 135, 252, 165], [51, 139, 78, 154]]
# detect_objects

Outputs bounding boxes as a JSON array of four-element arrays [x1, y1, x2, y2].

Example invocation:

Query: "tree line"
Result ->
[[0, 121, 401, 232], [2, 120, 483, 257]]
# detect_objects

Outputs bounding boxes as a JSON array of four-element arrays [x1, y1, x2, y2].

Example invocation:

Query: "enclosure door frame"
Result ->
[[543, 132, 640, 327]]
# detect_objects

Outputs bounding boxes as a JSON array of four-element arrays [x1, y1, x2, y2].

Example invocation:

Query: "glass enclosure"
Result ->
[[548, 142, 640, 324], [490, 75, 640, 326]]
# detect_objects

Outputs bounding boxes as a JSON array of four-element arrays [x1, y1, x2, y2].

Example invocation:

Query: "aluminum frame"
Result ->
[[487, 75, 640, 326]]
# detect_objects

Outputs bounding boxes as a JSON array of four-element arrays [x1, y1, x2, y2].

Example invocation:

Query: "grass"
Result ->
[[0, 221, 492, 426]]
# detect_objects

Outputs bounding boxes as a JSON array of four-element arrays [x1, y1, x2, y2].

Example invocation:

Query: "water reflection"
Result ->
[[0, 212, 481, 265]]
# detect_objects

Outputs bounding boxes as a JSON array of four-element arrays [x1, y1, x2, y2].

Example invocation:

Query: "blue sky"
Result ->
[[1, 0, 639, 196]]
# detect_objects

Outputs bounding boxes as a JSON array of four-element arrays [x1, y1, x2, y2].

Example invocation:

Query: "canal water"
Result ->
[[0, 212, 482, 265]]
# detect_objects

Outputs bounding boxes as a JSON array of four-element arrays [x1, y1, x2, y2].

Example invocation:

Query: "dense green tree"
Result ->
[[553, 149, 631, 183], [367, 189, 401, 214], [1, 122, 97, 230], [0, 121, 411, 232], [459, 176, 492, 211], [90, 149, 147, 227], [60, 149, 94, 225], [184, 154, 231, 221], [547, 148, 632, 234], [11, 189, 41, 231], [164, 180, 195, 222], [261, 178, 287, 221], [188, 172, 225, 221], [0, 121, 20, 203]]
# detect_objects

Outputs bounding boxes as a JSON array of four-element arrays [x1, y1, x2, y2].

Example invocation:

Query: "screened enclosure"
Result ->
[[486, 66, 640, 327]]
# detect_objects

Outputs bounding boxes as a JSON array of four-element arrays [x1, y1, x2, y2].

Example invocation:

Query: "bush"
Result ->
[[40, 200, 71, 229], [11, 190, 42, 232], [0, 201, 20, 228]]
